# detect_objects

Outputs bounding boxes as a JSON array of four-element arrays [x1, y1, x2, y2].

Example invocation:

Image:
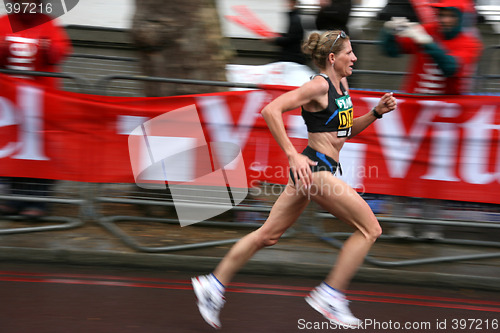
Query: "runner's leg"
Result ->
[[310, 172, 381, 291], [213, 182, 309, 286]]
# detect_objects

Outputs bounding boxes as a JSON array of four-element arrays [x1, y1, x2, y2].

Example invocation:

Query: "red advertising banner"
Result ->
[[0, 74, 499, 204]]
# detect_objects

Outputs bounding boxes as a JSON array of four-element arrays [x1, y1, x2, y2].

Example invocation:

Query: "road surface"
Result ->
[[0, 262, 499, 332]]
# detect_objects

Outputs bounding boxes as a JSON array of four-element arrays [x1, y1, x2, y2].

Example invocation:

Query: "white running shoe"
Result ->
[[305, 286, 361, 328], [192, 274, 226, 329]]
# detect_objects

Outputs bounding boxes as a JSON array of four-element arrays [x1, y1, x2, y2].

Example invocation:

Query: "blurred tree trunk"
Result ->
[[131, 0, 233, 97]]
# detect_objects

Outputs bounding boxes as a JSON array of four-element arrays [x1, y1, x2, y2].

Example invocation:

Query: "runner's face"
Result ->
[[334, 40, 357, 77]]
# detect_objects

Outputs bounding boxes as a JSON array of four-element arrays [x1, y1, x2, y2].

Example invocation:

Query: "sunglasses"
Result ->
[[329, 30, 347, 53]]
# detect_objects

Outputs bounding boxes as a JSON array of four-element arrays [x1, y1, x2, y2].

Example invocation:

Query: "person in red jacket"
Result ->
[[380, 0, 483, 95], [0, 0, 72, 217], [380, 0, 483, 239], [0, 0, 71, 88]]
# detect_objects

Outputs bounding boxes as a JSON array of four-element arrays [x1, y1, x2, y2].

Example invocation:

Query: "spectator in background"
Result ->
[[379, 0, 483, 239], [0, 0, 72, 218], [267, 0, 307, 65], [380, 0, 482, 95], [315, 0, 352, 35]]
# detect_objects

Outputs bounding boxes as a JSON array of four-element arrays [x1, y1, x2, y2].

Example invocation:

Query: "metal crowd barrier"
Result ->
[[63, 54, 142, 96], [312, 214, 500, 267], [0, 183, 85, 235], [0, 68, 91, 93], [94, 183, 301, 253], [95, 75, 261, 96], [475, 45, 500, 94]]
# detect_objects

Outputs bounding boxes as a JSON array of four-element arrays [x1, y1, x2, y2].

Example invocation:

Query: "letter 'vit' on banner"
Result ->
[[1, 73, 499, 206], [128, 105, 248, 227]]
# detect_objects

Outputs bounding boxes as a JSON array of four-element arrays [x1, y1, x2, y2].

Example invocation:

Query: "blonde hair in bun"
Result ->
[[302, 30, 348, 70]]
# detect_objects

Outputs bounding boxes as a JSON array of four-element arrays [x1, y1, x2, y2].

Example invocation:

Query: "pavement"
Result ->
[[1, 196, 500, 293]]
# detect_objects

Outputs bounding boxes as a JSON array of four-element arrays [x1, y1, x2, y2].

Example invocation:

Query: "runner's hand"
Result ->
[[289, 153, 317, 189], [376, 92, 397, 115]]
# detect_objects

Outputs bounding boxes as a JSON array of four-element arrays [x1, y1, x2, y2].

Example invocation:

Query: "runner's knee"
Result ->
[[263, 238, 279, 247], [355, 214, 382, 242], [365, 222, 382, 242], [253, 230, 280, 248]]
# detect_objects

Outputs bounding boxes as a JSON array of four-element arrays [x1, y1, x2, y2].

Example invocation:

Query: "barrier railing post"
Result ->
[[0, 69, 91, 94]]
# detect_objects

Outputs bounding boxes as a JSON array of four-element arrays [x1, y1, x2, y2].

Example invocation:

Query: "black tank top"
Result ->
[[301, 74, 353, 137]]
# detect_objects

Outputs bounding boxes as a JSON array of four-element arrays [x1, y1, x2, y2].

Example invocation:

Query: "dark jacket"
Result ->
[[274, 9, 307, 65], [315, 0, 352, 35]]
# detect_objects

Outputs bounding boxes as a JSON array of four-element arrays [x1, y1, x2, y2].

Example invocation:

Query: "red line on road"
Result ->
[[232, 282, 500, 307], [350, 296, 500, 313], [1, 271, 500, 313], [347, 289, 500, 307], [3, 270, 499, 307]]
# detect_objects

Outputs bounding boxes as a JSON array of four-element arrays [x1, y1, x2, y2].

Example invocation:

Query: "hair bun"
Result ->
[[302, 32, 320, 55]]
